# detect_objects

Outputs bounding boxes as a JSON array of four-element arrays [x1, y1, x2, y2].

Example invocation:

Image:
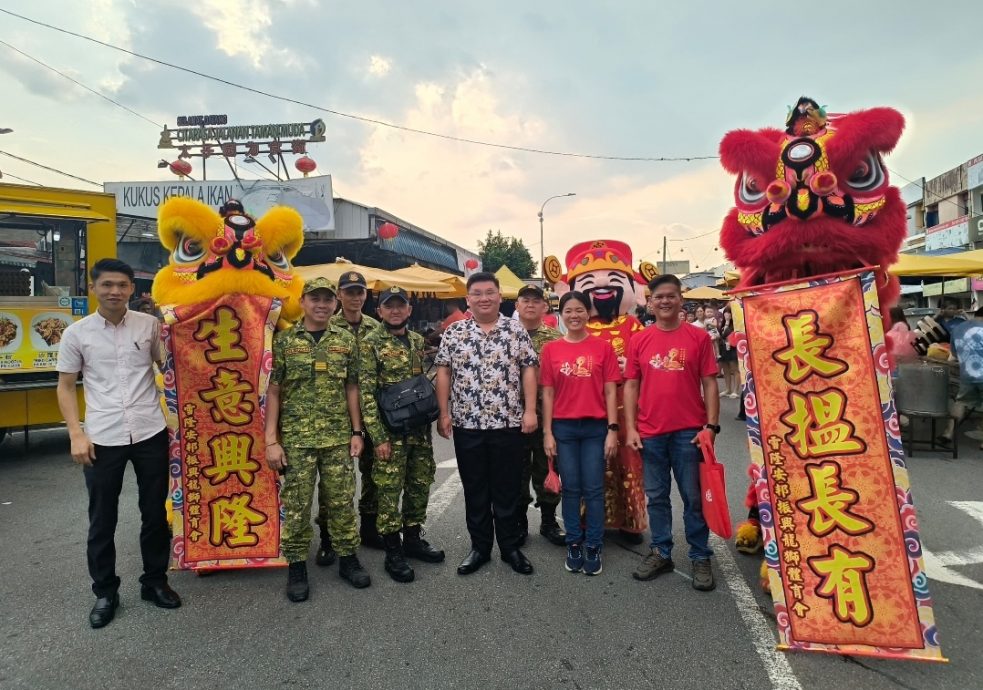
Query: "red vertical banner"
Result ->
[[731, 270, 944, 662], [162, 294, 285, 570]]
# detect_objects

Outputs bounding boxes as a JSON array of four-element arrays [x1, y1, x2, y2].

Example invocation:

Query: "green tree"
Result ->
[[477, 230, 536, 278]]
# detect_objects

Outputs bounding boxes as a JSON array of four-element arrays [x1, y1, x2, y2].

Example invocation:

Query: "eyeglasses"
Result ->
[[468, 290, 499, 299]]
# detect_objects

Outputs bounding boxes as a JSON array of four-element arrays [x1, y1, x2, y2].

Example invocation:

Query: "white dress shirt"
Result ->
[[56, 309, 166, 446]]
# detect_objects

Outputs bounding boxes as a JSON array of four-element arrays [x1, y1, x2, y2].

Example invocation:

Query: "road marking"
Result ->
[[923, 500, 983, 591], [427, 467, 463, 519], [711, 535, 803, 690], [436, 457, 458, 469], [426, 468, 803, 689]]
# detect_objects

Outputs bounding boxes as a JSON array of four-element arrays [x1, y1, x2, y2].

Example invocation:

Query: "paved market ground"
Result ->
[[2, 398, 982, 689]]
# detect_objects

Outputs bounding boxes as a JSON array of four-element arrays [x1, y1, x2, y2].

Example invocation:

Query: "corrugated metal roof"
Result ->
[[386, 231, 459, 272]]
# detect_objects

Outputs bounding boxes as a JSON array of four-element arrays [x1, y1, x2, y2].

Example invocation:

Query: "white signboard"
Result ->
[[104, 176, 334, 231], [925, 215, 970, 251], [968, 154, 983, 191]]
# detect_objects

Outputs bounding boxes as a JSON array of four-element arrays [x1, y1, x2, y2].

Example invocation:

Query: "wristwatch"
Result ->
[[607, 423, 620, 432], [704, 423, 721, 434], [351, 429, 366, 438]]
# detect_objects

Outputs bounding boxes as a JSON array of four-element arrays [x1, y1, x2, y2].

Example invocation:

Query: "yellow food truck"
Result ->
[[0, 184, 117, 445]]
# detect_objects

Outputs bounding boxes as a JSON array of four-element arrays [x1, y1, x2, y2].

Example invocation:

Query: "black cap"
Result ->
[[379, 286, 409, 305], [338, 271, 367, 290], [517, 284, 546, 300]]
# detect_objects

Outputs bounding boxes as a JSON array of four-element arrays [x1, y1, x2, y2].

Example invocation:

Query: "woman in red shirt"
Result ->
[[541, 291, 620, 576]]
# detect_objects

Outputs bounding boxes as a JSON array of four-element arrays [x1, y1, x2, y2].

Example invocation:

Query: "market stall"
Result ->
[[0, 184, 117, 445]]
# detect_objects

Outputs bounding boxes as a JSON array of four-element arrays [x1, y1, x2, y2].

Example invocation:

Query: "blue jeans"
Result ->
[[552, 418, 607, 548], [641, 429, 713, 561]]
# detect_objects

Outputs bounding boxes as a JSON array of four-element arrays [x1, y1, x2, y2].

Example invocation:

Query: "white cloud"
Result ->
[[367, 55, 391, 77], [187, 0, 306, 70]]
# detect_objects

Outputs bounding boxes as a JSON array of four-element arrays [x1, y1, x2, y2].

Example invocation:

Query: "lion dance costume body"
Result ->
[[153, 196, 305, 570], [545, 240, 657, 537], [718, 97, 906, 587]]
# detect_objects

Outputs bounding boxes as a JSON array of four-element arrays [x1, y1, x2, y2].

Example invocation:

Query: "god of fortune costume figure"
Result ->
[[152, 196, 304, 570], [544, 240, 656, 540]]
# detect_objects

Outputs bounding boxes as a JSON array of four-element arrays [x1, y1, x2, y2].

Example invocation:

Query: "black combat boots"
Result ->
[[402, 524, 445, 563], [539, 505, 567, 546], [382, 532, 415, 583], [286, 561, 309, 602], [338, 554, 372, 589]]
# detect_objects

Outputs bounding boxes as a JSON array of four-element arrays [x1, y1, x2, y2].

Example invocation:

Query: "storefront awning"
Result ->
[[0, 198, 111, 225], [888, 252, 983, 278]]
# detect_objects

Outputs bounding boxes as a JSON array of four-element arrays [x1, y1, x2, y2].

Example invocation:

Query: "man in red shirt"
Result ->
[[624, 274, 720, 591]]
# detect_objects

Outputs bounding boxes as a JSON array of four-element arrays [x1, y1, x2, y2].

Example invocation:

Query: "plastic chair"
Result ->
[[894, 362, 957, 459]]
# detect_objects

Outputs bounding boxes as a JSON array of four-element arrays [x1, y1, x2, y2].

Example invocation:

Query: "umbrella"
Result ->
[[682, 285, 729, 300], [494, 265, 527, 299], [294, 260, 454, 294], [390, 263, 467, 298]]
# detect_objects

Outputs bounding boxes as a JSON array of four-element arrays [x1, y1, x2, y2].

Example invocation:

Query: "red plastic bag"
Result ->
[[544, 456, 562, 495], [697, 429, 732, 539]]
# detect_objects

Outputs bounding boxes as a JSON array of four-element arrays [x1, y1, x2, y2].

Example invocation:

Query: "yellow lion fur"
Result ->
[[152, 197, 304, 326], [734, 520, 763, 554]]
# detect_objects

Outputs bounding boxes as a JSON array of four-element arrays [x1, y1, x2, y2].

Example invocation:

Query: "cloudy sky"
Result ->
[[1, 1, 981, 273]]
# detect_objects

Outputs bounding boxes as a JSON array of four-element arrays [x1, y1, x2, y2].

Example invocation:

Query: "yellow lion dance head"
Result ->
[[151, 196, 304, 325]]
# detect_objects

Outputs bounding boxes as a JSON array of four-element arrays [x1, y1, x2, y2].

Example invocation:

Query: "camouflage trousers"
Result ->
[[521, 429, 560, 510], [317, 437, 375, 538], [372, 438, 436, 536], [281, 445, 359, 562]]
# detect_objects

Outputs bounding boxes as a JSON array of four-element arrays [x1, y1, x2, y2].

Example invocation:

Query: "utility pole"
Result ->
[[662, 235, 668, 275]]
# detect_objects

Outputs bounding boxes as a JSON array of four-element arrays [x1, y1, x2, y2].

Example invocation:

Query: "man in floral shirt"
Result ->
[[436, 272, 539, 576]]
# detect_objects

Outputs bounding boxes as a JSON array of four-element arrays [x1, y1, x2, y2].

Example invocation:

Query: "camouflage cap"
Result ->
[[302, 276, 337, 295], [338, 271, 368, 290], [517, 284, 546, 300], [379, 285, 409, 305]]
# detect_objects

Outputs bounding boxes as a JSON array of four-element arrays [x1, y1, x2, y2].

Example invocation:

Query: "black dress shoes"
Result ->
[[140, 583, 182, 609], [501, 549, 534, 574], [456, 549, 491, 575], [89, 593, 120, 629]]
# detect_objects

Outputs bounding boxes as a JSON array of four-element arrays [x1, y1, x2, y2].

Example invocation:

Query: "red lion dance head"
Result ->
[[719, 97, 906, 310]]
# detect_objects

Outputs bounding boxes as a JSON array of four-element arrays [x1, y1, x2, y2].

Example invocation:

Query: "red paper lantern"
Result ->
[[295, 156, 317, 177], [169, 159, 192, 177], [465, 258, 478, 270], [379, 222, 399, 240]]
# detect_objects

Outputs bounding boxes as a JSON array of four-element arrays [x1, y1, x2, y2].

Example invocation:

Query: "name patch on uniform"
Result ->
[[284, 345, 311, 356]]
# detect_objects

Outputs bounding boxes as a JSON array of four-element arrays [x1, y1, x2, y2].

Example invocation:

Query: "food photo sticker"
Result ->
[[0, 312, 24, 352], [29, 312, 72, 351]]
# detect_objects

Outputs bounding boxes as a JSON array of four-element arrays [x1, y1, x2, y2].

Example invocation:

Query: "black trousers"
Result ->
[[83, 429, 170, 597], [453, 426, 524, 555]]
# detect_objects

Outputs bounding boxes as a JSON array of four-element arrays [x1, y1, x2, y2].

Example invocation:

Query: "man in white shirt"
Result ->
[[56, 258, 180, 629]]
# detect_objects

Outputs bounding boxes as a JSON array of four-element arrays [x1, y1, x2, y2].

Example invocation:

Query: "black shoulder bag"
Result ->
[[376, 345, 439, 433]]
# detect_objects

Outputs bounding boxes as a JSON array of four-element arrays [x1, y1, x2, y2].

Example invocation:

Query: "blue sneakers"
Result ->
[[584, 545, 602, 576], [565, 543, 585, 572]]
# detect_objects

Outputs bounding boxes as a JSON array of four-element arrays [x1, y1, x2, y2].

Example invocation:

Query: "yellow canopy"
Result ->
[[294, 259, 454, 295], [494, 265, 527, 299], [682, 285, 730, 301], [888, 252, 983, 278], [390, 263, 467, 298]]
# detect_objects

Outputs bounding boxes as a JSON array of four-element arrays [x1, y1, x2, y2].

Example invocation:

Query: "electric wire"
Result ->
[[0, 8, 719, 163], [0, 150, 101, 187]]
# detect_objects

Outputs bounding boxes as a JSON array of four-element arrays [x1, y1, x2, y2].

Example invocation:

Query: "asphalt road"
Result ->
[[1, 397, 981, 690]]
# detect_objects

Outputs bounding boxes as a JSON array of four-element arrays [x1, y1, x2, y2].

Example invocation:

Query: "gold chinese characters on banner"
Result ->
[[731, 270, 944, 662], [162, 294, 284, 570]]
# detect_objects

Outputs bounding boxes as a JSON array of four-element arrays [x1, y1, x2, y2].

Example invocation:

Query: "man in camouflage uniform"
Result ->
[[265, 277, 372, 602], [318, 270, 383, 562], [515, 285, 566, 545], [359, 286, 445, 583]]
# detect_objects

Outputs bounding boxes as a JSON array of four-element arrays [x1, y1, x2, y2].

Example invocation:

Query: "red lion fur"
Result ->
[[719, 101, 906, 314]]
